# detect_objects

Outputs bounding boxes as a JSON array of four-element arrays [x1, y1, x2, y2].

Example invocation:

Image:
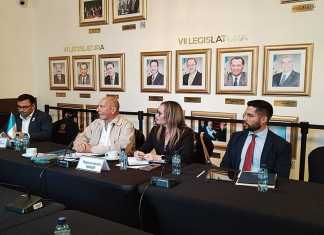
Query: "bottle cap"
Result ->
[[57, 217, 66, 225]]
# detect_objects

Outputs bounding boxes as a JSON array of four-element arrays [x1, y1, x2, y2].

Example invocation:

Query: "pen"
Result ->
[[196, 170, 206, 178]]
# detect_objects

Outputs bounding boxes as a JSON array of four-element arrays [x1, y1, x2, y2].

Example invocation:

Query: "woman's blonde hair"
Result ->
[[156, 101, 186, 148]]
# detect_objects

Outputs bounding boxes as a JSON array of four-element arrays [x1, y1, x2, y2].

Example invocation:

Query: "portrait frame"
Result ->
[[176, 48, 211, 93], [49, 56, 70, 90], [79, 0, 108, 27], [216, 46, 258, 95], [72, 55, 96, 91], [191, 111, 237, 150], [112, 0, 147, 24], [269, 115, 298, 160], [99, 53, 125, 91], [263, 43, 313, 96], [141, 51, 172, 93]]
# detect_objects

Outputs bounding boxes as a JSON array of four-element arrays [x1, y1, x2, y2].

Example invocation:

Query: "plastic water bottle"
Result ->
[[54, 217, 71, 235], [171, 153, 181, 176], [22, 133, 30, 152], [257, 167, 268, 192], [14, 133, 22, 151], [119, 148, 128, 170]]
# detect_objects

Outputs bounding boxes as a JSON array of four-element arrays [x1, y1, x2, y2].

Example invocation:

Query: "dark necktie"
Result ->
[[233, 77, 238, 86], [242, 134, 256, 171]]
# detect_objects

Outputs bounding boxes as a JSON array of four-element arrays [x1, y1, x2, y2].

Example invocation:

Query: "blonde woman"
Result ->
[[135, 101, 194, 163]]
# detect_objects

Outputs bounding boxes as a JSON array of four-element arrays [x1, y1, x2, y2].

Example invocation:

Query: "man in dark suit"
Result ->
[[224, 56, 248, 86], [272, 56, 300, 87], [147, 60, 164, 85], [104, 62, 119, 85], [53, 63, 65, 84], [78, 63, 91, 85], [220, 100, 291, 177], [15, 94, 52, 141], [182, 58, 202, 86]]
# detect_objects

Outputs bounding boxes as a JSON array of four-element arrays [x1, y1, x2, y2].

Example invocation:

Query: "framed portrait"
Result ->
[[269, 115, 298, 160], [141, 51, 172, 93], [72, 55, 96, 90], [191, 111, 237, 150], [216, 46, 258, 95], [99, 53, 125, 91], [112, 0, 147, 23], [263, 43, 313, 96], [79, 0, 108, 27], [176, 49, 211, 93], [49, 56, 70, 90], [57, 103, 85, 132]]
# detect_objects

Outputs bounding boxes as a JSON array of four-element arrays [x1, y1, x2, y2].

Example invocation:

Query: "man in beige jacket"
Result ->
[[73, 96, 135, 154]]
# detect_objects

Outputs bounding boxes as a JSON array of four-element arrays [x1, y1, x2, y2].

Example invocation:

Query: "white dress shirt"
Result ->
[[98, 122, 113, 148], [20, 111, 34, 135], [239, 128, 268, 172]]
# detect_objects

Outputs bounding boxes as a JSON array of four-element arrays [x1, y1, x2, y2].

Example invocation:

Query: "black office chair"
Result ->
[[308, 146, 324, 184], [52, 116, 80, 145], [134, 129, 145, 149]]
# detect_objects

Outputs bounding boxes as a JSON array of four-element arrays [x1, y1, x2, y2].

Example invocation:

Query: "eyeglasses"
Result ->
[[17, 105, 32, 110]]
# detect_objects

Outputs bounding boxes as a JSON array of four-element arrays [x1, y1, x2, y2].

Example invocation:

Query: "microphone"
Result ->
[[63, 140, 74, 157]]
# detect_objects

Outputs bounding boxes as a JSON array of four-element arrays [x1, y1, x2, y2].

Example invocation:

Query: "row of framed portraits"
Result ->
[[49, 43, 313, 95], [79, 0, 147, 26]]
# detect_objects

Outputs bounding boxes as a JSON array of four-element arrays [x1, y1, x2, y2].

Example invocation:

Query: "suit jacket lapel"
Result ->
[[260, 130, 273, 166], [235, 131, 249, 169], [28, 111, 37, 133]]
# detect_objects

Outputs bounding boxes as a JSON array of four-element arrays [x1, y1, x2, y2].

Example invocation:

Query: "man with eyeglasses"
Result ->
[[220, 100, 292, 177], [15, 94, 52, 141]]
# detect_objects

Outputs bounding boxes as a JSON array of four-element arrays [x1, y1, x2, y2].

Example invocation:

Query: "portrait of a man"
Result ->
[[78, 63, 91, 85], [202, 121, 227, 143], [84, 0, 103, 19], [147, 59, 164, 86], [118, 0, 139, 15], [104, 62, 119, 86], [53, 63, 66, 85], [272, 55, 300, 87], [224, 56, 247, 86], [182, 57, 202, 86]]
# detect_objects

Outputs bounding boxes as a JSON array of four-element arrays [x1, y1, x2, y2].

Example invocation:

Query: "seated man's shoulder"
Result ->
[[116, 115, 134, 128], [269, 130, 290, 146], [35, 110, 51, 119]]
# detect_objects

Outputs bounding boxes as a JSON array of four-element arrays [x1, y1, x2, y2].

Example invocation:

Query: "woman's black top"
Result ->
[[139, 126, 194, 163]]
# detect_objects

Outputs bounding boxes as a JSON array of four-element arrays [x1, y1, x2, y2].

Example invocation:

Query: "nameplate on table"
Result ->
[[77, 156, 110, 173], [122, 24, 136, 31], [0, 138, 8, 148], [225, 98, 245, 105]]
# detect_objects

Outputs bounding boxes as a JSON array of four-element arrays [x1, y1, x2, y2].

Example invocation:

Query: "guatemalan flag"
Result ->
[[6, 113, 16, 139]]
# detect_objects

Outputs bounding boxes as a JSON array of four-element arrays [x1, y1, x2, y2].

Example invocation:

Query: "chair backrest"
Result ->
[[200, 132, 211, 163], [52, 118, 80, 145], [308, 146, 324, 184], [134, 129, 145, 149]]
